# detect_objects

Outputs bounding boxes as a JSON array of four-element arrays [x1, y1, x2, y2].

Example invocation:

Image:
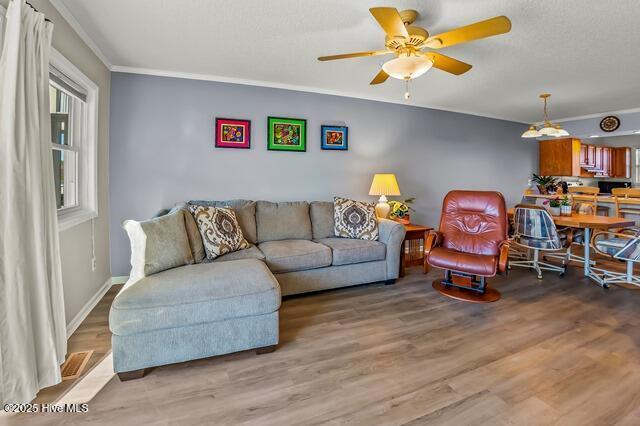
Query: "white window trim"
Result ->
[[50, 47, 99, 231]]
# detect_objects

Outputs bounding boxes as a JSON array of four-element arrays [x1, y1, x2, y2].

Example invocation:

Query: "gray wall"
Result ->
[[0, 0, 112, 326], [110, 72, 536, 276]]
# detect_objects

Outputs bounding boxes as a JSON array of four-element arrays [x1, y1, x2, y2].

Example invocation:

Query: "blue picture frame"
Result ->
[[321, 125, 348, 151]]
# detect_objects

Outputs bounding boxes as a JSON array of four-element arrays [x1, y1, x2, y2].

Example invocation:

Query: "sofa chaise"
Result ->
[[110, 200, 406, 379]]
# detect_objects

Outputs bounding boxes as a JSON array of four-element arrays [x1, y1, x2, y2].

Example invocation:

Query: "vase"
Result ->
[[394, 216, 411, 225], [537, 185, 548, 195], [549, 207, 561, 216], [560, 205, 572, 216]]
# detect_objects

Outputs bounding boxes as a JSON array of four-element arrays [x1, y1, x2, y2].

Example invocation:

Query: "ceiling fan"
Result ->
[[318, 7, 511, 98]]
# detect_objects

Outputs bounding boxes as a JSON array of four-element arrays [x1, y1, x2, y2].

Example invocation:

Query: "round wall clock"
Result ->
[[600, 115, 620, 132]]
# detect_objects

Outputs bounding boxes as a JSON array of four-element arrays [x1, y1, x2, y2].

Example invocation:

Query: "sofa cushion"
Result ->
[[256, 201, 312, 242], [428, 247, 498, 277], [189, 199, 257, 244], [258, 239, 331, 273], [170, 204, 206, 263], [188, 205, 250, 260], [333, 197, 379, 240], [123, 210, 194, 282], [210, 245, 265, 263], [310, 201, 335, 239], [316, 238, 386, 266], [109, 259, 280, 336]]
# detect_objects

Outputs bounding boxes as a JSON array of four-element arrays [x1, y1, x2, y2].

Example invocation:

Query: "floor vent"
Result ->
[[61, 350, 93, 381]]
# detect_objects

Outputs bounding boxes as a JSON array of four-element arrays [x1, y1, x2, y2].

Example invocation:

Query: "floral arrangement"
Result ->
[[388, 198, 415, 219]]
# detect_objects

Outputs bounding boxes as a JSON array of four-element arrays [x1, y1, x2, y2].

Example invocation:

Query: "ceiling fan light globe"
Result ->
[[382, 55, 433, 80], [555, 127, 570, 137], [521, 126, 542, 138]]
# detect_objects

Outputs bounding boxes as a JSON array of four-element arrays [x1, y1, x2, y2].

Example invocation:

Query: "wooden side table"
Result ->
[[399, 224, 433, 277]]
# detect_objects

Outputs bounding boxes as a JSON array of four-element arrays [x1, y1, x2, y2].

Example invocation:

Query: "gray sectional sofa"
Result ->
[[110, 200, 406, 379]]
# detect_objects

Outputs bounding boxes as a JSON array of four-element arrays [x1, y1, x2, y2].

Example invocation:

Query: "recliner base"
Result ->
[[432, 270, 500, 303]]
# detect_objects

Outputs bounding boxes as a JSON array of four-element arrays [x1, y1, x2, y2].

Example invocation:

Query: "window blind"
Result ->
[[49, 65, 87, 102]]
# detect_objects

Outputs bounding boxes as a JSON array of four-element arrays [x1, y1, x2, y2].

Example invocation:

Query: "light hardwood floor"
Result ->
[[11, 266, 640, 425]]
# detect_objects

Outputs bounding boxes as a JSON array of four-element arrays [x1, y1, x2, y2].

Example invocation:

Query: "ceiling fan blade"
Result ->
[[369, 7, 409, 39], [424, 16, 512, 49], [318, 50, 391, 62], [423, 52, 472, 75], [370, 69, 390, 85]]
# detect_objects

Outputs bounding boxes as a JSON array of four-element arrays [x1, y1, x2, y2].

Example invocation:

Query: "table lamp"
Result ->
[[368, 174, 401, 218]]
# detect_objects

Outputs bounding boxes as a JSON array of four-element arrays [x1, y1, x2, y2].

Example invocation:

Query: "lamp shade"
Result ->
[[369, 174, 401, 196], [539, 123, 559, 136], [521, 126, 542, 138]]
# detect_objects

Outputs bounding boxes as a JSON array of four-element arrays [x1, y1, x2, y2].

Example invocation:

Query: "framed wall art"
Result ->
[[321, 125, 348, 151], [267, 117, 306, 152], [215, 118, 251, 149]]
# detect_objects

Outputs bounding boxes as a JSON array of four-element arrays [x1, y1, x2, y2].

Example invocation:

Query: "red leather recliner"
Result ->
[[425, 190, 510, 302]]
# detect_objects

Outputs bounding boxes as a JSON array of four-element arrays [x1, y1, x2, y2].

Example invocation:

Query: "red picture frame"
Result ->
[[215, 118, 251, 149]]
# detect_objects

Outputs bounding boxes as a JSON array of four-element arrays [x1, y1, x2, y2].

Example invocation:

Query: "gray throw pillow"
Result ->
[[333, 197, 379, 240], [188, 204, 250, 260], [170, 205, 206, 263], [123, 210, 194, 282], [310, 201, 335, 239], [256, 201, 312, 242]]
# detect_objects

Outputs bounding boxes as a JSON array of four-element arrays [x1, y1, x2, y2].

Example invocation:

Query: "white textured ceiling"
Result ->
[[57, 0, 640, 123]]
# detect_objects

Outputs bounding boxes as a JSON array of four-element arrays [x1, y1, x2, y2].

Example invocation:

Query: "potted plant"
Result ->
[[547, 197, 561, 216], [531, 174, 559, 195], [388, 198, 415, 225], [560, 195, 572, 216]]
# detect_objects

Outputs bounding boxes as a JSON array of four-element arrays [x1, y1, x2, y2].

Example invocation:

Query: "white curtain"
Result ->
[[0, 0, 67, 404]]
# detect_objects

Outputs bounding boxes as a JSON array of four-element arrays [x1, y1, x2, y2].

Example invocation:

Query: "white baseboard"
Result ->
[[111, 276, 128, 285], [66, 278, 112, 338]]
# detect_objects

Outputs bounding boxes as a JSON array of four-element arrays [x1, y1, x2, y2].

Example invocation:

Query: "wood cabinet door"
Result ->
[[602, 147, 611, 176], [593, 146, 603, 172], [586, 145, 596, 167], [611, 147, 631, 178], [580, 144, 588, 166]]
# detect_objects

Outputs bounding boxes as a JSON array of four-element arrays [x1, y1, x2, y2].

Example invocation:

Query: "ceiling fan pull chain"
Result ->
[[404, 79, 411, 100]]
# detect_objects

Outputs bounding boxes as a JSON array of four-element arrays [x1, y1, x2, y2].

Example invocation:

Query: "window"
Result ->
[[49, 48, 99, 231], [50, 83, 79, 210]]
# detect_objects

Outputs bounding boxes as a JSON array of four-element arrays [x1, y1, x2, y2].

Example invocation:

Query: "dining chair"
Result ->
[[509, 204, 568, 279], [612, 187, 640, 223], [591, 228, 640, 288], [549, 186, 603, 267]]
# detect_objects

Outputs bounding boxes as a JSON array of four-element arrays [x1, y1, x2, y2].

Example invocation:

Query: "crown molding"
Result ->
[[110, 65, 526, 123], [49, 0, 112, 69], [552, 107, 640, 123]]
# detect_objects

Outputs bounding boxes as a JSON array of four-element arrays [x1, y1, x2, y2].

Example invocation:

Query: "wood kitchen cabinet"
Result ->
[[540, 139, 631, 178], [611, 147, 631, 178], [579, 144, 596, 168], [539, 138, 581, 176]]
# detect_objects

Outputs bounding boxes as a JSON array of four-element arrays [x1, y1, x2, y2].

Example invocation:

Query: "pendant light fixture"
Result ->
[[521, 94, 569, 139]]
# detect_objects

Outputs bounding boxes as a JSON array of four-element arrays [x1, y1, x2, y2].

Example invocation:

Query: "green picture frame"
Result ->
[[267, 117, 307, 152]]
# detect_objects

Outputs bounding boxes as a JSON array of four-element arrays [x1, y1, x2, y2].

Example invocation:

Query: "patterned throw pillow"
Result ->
[[187, 205, 249, 260], [333, 196, 379, 240]]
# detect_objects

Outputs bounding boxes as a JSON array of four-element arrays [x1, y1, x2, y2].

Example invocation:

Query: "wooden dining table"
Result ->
[[508, 208, 635, 286]]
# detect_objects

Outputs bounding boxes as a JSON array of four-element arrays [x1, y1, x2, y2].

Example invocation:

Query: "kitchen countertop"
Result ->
[[523, 193, 640, 206]]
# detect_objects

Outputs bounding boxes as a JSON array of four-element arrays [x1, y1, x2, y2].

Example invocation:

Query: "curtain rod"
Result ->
[[25, 1, 52, 23]]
